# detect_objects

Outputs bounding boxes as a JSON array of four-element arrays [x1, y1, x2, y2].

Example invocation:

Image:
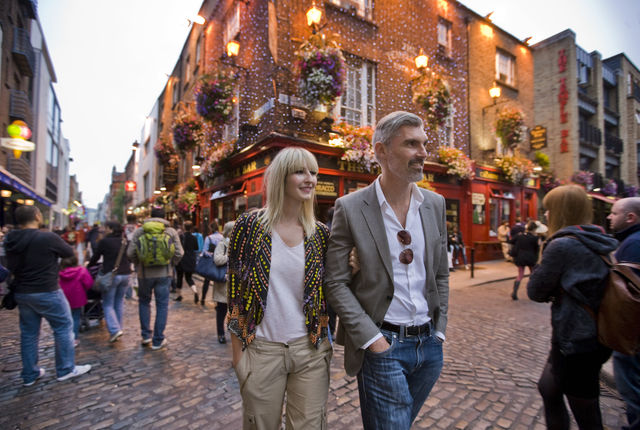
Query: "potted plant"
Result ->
[[437, 146, 475, 180], [412, 69, 452, 130], [495, 108, 525, 148], [194, 71, 238, 126], [172, 111, 202, 154], [495, 154, 534, 184], [331, 122, 378, 173], [154, 138, 179, 166], [201, 140, 237, 179]]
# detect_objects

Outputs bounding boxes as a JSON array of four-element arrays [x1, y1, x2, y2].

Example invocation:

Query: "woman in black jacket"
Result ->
[[88, 221, 131, 343], [527, 185, 618, 429], [509, 221, 540, 300], [175, 221, 198, 303]]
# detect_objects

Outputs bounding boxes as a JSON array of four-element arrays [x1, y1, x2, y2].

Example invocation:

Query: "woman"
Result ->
[[88, 221, 131, 343], [175, 221, 199, 303], [510, 220, 540, 300], [212, 221, 234, 343], [449, 223, 469, 270], [527, 185, 617, 429], [199, 220, 223, 306], [228, 147, 332, 430]]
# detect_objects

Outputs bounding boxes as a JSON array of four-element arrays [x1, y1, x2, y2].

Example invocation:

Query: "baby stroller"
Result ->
[[80, 264, 104, 331]]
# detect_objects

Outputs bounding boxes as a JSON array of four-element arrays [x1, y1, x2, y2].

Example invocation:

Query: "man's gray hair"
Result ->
[[372, 111, 424, 147]]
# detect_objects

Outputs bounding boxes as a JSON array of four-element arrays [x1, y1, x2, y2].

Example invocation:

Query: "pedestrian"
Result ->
[[88, 221, 131, 343], [212, 220, 234, 343], [174, 220, 199, 303], [509, 220, 539, 300], [510, 217, 525, 238], [325, 111, 449, 430], [126, 206, 184, 350], [193, 225, 204, 254], [527, 185, 617, 429], [228, 147, 332, 429], [87, 223, 101, 257], [497, 219, 511, 261], [58, 255, 94, 346], [607, 197, 640, 430], [449, 223, 469, 269], [5, 206, 92, 385], [199, 220, 223, 306], [124, 215, 139, 300]]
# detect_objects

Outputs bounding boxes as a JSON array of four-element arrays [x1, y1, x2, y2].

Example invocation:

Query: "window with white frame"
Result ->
[[437, 18, 452, 57], [223, 87, 240, 141], [185, 56, 191, 84], [335, 57, 376, 127], [495, 50, 515, 86], [223, 3, 240, 46], [172, 80, 180, 106], [328, 0, 372, 20], [195, 36, 202, 66], [439, 104, 455, 147]]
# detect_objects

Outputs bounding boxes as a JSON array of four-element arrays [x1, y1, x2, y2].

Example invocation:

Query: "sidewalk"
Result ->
[[449, 259, 617, 391]]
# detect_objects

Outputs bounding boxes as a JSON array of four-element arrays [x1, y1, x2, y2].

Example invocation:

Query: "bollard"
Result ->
[[470, 248, 475, 278]]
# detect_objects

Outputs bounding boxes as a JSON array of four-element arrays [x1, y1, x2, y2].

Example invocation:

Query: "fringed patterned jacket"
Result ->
[[227, 210, 330, 349]]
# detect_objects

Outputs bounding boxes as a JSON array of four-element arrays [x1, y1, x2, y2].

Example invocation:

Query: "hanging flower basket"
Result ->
[[295, 35, 346, 108], [437, 146, 475, 180], [332, 122, 378, 173], [570, 170, 594, 189], [172, 112, 202, 154], [495, 154, 534, 184], [602, 179, 618, 197], [154, 138, 179, 166], [194, 71, 238, 126], [201, 140, 237, 179], [175, 191, 197, 217], [412, 69, 452, 130], [495, 108, 525, 148]]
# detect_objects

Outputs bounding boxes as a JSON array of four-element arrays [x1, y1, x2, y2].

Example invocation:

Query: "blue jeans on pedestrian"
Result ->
[[137, 276, 171, 346], [14, 289, 75, 383], [614, 351, 640, 429], [357, 327, 443, 430], [102, 274, 129, 336], [71, 308, 82, 339]]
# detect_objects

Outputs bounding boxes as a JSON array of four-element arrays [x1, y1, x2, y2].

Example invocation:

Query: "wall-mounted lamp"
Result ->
[[188, 15, 206, 26], [24, 199, 34, 206], [226, 40, 240, 57], [306, 3, 323, 28], [154, 190, 162, 195], [16, 199, 24, 204], [0, 190, 12, 198], [73, 200, 82, 207], [489, 82, 501, 102], [415, 49, 429, 70], [132, 140, 140, 151], [160, 186, 167, 192]]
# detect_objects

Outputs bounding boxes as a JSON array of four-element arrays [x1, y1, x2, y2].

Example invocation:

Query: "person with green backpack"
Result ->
[[126, 206, 183, 350]]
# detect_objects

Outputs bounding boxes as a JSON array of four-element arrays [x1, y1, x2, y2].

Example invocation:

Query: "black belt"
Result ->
[[380, 321, 431, 337]]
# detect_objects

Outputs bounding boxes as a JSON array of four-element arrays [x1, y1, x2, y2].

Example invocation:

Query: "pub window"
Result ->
[[223, 87, 240, 141], [437, 18, 452, 57], [223, 3, 240, 46], [495, 49, 515, 86], [439, 103, 455, 146], [195, 36, 202, 66], [335, 56, 376, 127], [185, 56, 191, 85], [328, 0, 372, 20]]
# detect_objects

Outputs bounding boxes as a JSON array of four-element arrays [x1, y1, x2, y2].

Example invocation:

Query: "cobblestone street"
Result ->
[[0, 277, 627, 429]]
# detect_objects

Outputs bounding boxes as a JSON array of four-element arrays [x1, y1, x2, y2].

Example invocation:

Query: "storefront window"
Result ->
[[472, 203, 485, 225], [445, 199, 459, 227], [489, 197, 512, 237]]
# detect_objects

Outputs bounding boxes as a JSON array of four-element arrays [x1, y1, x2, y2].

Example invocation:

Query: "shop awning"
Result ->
[[588, 192, 618, 205], [0, 167, 52, 207]]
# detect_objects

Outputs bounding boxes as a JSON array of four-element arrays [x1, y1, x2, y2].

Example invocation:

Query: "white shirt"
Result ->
[[361, 178, 444, 349], [255, 230, 308, 343]]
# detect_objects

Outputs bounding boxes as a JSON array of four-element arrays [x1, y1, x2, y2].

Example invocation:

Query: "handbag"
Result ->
[[195, 255, 227, 282], [92, 238, 127, 294], [1, 289, 17, 310]]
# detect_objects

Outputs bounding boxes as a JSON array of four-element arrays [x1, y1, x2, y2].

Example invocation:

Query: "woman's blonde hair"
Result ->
[[543, 184, 593, 235], [222, 221, 235, 238], [259, 147, 318, 237]]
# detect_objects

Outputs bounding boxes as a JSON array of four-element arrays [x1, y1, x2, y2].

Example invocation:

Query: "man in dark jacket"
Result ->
[[608, 197, 640, 430], [6, 206, 92, 386]]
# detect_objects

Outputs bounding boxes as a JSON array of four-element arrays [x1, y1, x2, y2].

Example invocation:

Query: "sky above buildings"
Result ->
[[38, 0, 640, 208]]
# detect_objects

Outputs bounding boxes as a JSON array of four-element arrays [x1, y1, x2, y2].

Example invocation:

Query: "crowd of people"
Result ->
[[0, 110, 638, 430]]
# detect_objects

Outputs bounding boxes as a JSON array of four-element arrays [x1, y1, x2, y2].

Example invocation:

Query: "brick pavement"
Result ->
[[0, 276, 627, 429]]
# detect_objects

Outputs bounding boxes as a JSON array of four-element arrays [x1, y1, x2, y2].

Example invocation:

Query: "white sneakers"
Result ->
[[151, 339, 168, 350], [57, 364, 92, 382], [109, 330, 123, 343], [23, 368, 45, 387]]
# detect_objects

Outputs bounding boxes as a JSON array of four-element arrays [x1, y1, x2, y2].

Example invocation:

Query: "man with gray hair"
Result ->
[[325, 111, 449, 429], [607, 197, 640, 430]]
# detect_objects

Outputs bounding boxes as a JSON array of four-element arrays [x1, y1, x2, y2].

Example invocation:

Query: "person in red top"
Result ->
[[59, 255, 94, 346]]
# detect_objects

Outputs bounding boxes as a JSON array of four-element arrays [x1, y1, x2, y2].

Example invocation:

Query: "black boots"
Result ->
[[511, 281, 520, 300]]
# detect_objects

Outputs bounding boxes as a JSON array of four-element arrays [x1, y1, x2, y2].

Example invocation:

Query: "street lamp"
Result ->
[[306, 3, 322, 28], [482, 83, 507, 154], [132, 140, 140, 151], [415, 49, 429, 70], [226, 40, 240, 57]]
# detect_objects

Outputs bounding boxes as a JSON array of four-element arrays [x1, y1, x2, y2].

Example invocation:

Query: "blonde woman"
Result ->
[[228, 147, 331, 429], [528, 185, 617, 429], [212, 221, 234, 344]]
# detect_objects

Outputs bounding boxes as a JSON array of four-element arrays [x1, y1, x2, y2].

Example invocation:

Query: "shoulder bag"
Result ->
[[93, 238, 127, 294]]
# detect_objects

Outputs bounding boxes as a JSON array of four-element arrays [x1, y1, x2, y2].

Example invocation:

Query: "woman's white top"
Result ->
[[255, 230, 307, 343]]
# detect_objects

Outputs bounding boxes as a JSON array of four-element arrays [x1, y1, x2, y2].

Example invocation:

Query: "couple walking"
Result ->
[[228, 111, 449, 429]]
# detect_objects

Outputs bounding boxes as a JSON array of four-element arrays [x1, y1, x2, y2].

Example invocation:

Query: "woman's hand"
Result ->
[[349, 247, 360, 275]]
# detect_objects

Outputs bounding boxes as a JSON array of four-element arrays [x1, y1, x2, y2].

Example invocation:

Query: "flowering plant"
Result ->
[[175, 191, 197, 216], [602, 179, 618, 197], [332, 122, 378, 173], [495, 154, 534, 184], [571, 170, 594, 188], [495, 108, 525, 147], [541, 175, 563, 193], [437, 146, 475, 180], [412, 69, 451, 130], [154, 138, 179, 166], [172, 111, 202, 154], [195, 71, 237, 126], [201, 140, 237, 179], [624, 185, 639, 198], [295, 35, 346, 108]]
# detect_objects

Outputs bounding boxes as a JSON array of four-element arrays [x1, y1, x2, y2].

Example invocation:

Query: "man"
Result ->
[[5, 206, 91, 386], [497, 219, 511, 261], [127, 206, 183, 350], [608, 197, 640, 430], [325, 111, 449, 429]]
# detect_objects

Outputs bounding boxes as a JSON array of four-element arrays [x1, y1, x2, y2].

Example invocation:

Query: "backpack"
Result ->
[[583, 253, 640, 355], [136, 221, 175, 267]]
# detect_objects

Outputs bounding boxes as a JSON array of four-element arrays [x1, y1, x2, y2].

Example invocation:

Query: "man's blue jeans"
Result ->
[[14, 290, 75, 383], [102, 274, 129, 335], [614, 351, 640, 429], [137, 276, 171, 347], [357, 328, 443, 430]]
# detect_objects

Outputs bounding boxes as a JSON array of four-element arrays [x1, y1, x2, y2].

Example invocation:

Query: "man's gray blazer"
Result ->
[[324, 183, 450, 376]]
